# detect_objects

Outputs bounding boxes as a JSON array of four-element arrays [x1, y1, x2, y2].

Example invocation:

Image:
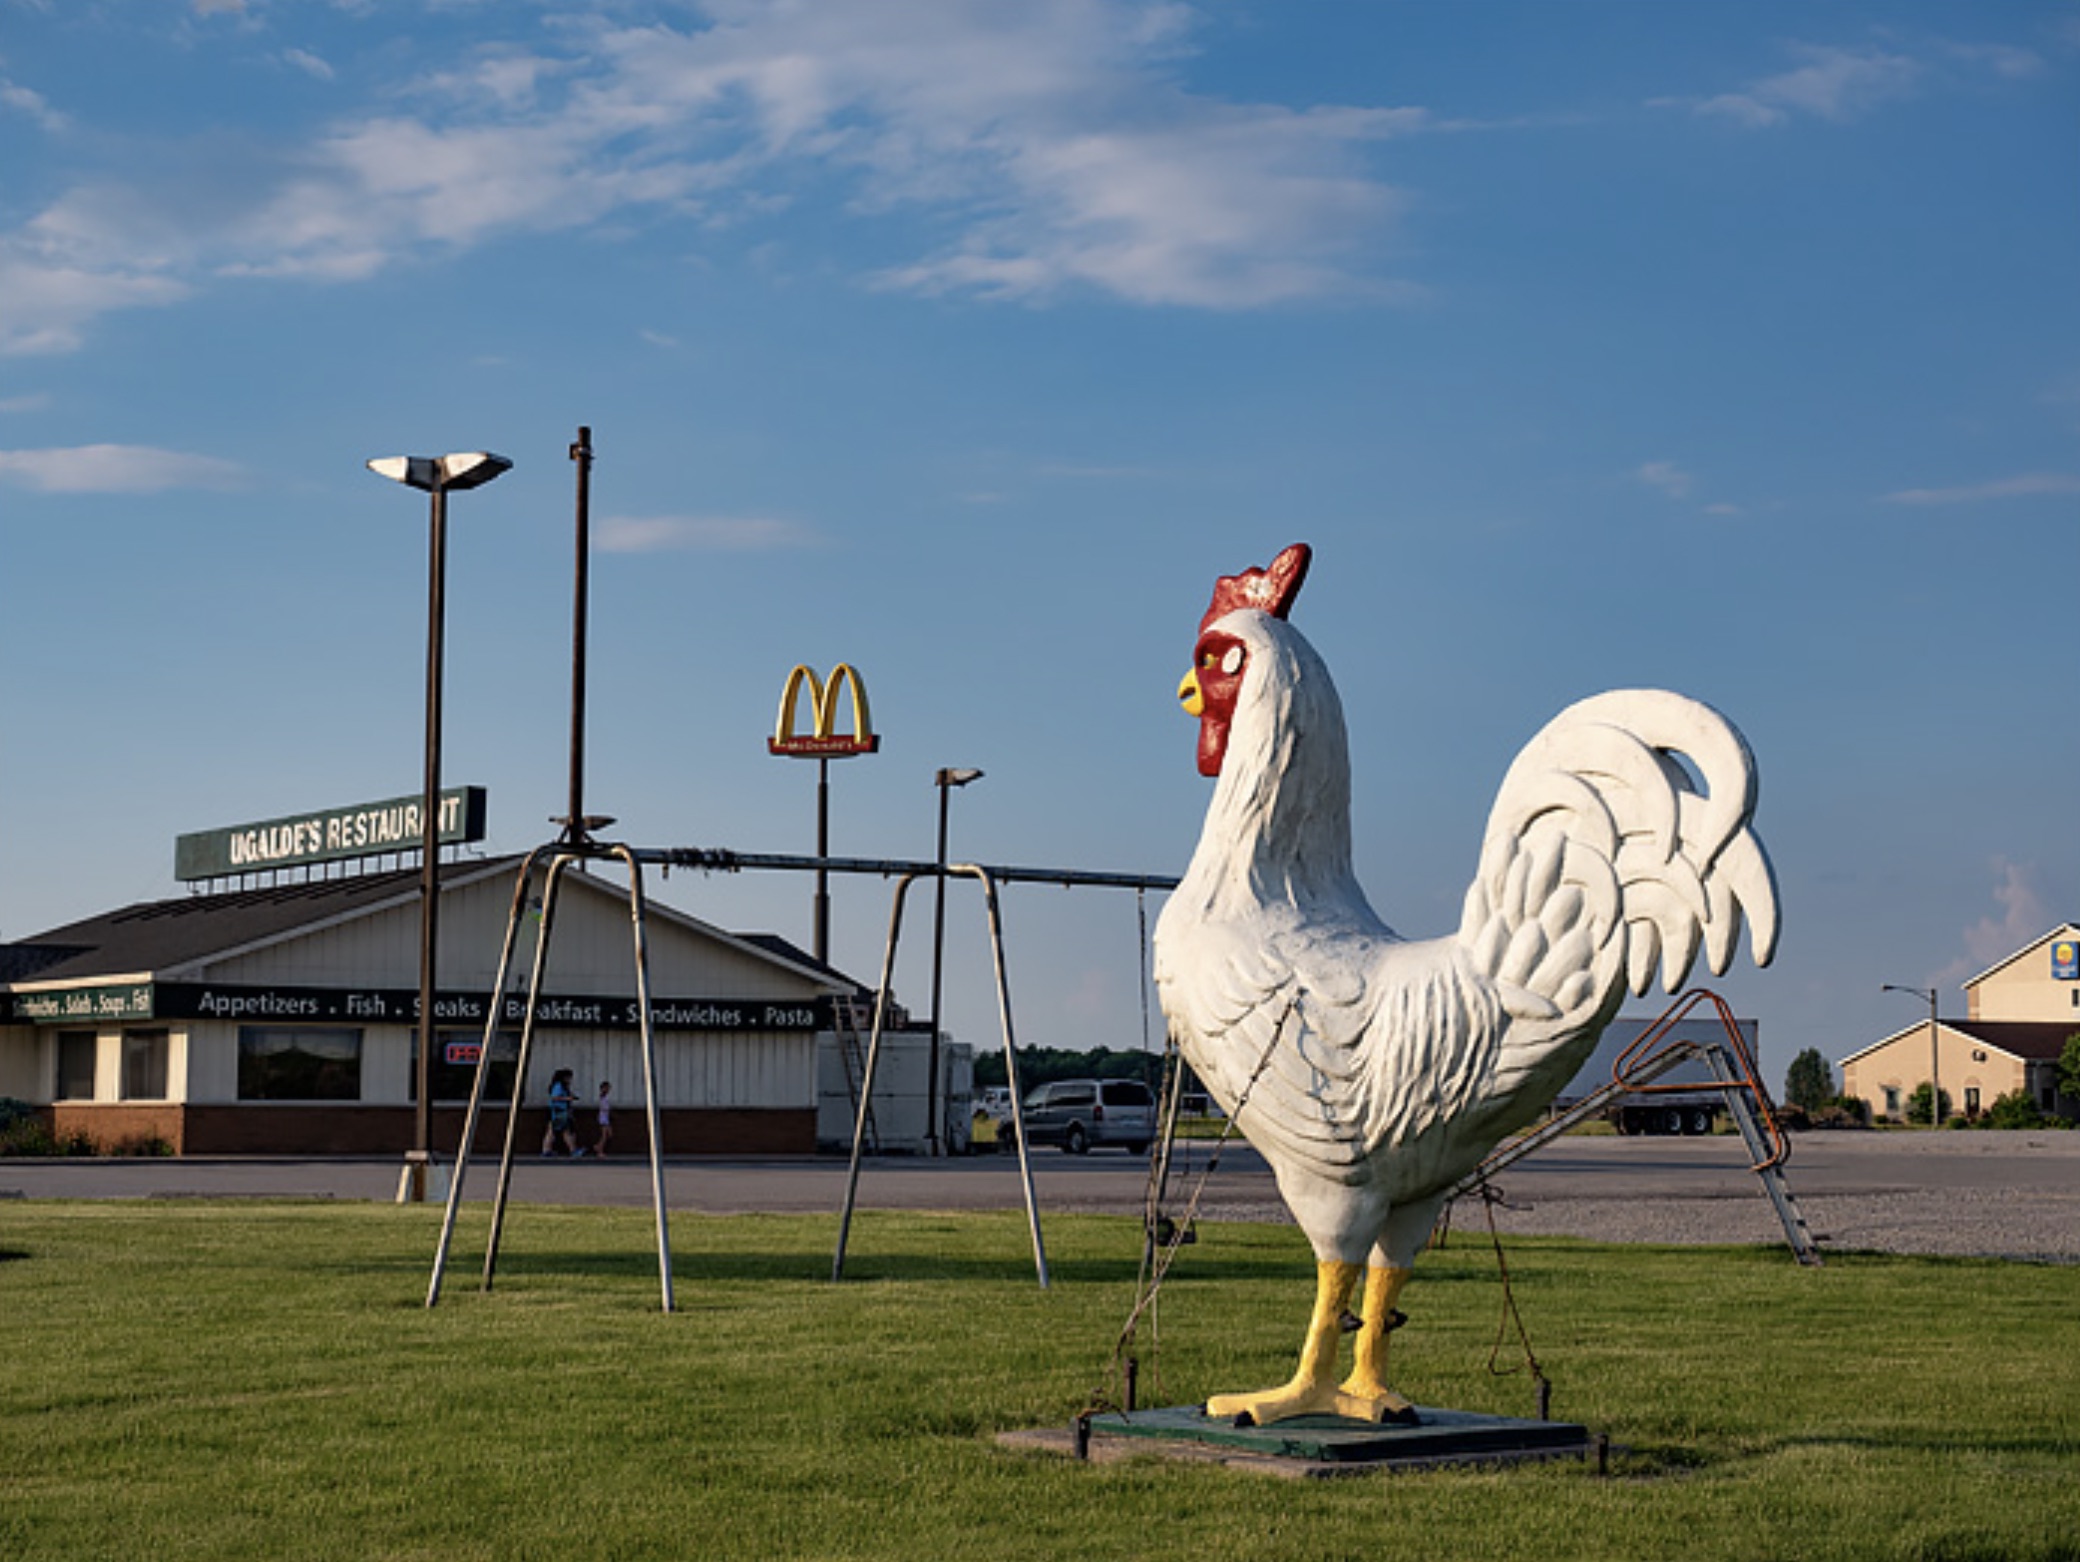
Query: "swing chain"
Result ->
[[1474, 1178, 1547, 1393], [1085, 996, 1298, 1419]]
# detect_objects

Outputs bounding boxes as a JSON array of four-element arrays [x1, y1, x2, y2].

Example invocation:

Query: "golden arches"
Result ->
[[770, 663, 880, 756]]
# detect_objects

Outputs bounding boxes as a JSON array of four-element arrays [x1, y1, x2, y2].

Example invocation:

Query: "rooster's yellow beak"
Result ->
[[1178, 669, 1204, 717]]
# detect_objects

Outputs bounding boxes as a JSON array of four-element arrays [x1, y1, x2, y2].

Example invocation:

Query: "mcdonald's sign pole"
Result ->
[[769, 664, 880, 964]]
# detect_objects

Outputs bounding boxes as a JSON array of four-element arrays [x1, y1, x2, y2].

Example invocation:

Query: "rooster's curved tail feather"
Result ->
[[1456, 690, 1778, 1037]]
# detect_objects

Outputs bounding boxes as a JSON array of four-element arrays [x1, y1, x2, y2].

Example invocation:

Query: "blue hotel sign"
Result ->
[[2054, 940, 2079, 981]]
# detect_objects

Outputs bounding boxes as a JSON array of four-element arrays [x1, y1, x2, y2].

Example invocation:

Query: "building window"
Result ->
[[409, 1030, 520, 1104], [122, 1029, 169, 1100], [56, 1031, 97, 1100], [238, 1027, 363, 1101], [1882, 1084, 1902, 1117], [1964, 1086, 1981, 1118]]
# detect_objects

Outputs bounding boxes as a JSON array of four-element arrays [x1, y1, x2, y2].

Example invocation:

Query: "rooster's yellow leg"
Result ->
[[1206, 1259, 1363, 1427], [1335, 1263, 1416, 1423]]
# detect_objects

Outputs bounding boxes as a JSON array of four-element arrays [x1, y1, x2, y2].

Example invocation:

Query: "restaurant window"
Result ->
[[56, 1031, 97, 1100], [410, 1030, 520, 1104], [122, 1029, 169, 1100], [1963, 1086, 1981, 1118], [1882, 1084, 1902, 1117], [238, 1027, 363, 1101]]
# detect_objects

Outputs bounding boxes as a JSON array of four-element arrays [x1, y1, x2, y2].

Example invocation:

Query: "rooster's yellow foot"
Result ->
[[1333, 1377, 1418, 1425], [1204, 1381, 1416, 1428], [1205, 1379, 1345, 1427]]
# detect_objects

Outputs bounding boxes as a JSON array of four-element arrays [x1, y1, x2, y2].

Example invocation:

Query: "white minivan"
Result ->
[[1014, 1078, 1155, 1155]]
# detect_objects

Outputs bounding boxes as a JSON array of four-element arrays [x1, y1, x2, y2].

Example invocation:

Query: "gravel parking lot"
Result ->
[[4, 1129, 2075, 1263]]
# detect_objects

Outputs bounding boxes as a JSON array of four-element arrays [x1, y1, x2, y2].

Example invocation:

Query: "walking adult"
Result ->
[[541, 1068, 583, 1158]]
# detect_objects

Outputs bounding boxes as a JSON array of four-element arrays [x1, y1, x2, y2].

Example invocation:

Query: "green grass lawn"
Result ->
[[0, 1201, 2074, 1562]]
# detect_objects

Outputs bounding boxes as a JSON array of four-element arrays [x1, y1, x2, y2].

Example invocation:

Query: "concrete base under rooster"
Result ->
[[1152, 544, 1779, 1428], [1005, 1405, 1598, 1478]]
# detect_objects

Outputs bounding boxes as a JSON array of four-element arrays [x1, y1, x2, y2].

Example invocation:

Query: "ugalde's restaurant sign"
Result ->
[[174, 788, 489, 880]]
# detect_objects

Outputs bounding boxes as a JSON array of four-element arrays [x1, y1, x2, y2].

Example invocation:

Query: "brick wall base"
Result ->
[[34, 1104, 813, 1158]]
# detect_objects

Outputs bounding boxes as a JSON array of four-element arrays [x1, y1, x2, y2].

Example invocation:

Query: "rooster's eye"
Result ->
[[1221, 646, 1244, 676]]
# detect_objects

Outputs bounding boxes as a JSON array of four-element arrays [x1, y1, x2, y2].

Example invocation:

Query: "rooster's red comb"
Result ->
[[1200, 543, 1312, 635]]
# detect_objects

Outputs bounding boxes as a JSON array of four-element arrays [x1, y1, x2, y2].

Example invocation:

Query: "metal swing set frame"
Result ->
[[423, 425, 1178, 1309]]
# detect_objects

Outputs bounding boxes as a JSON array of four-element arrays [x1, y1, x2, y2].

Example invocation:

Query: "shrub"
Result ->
[[109, 1134, 175, 1158], [0, 1099, 58, 1156], [1906, 1082, 1953, 1126], [1977, 1089, 2047, 1130], [1812, 1096, 1871, 1129]]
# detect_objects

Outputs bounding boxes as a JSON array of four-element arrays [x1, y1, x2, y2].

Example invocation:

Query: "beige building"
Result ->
[[1838, 924, 2079, 1122], [0, 857, 873, 1156]]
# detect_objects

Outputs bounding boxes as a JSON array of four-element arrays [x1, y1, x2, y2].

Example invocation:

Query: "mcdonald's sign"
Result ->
[[769, 663, 881, 758]]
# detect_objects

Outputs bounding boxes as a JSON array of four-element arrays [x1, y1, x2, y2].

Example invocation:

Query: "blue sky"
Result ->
[[1, 0, 2075, 1088]]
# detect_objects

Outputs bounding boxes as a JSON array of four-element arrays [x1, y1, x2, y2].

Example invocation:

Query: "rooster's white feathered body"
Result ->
[[1152, 544, 1777, 1426]]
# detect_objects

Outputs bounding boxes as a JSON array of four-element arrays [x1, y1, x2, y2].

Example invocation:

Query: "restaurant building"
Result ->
[[0, 791, 955, 1156]]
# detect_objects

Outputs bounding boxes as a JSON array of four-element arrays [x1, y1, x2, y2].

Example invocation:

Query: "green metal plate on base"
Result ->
[[1090, 1404, 1593, 1468]]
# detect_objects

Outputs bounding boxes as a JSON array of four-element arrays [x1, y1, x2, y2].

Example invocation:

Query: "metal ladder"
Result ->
[[834, 995, 879, 1154], [1447, 989, 1823, 1266]]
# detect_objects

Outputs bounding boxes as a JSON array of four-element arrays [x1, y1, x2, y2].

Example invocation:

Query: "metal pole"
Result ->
[[613, 846, 674, 1312], [1884, 983, 1943, 1127], [927, 776, 950, 1158], [428, 848, 552, 1306], [815, 757, 831, 964], [957, 864, 1048, 1288], [566, 428, 592, 842], [483, 853, 572, 1291], [1928, 991, 1942, 1128], [834, 874, 918, 1281], [412, 481, 448, 1191]]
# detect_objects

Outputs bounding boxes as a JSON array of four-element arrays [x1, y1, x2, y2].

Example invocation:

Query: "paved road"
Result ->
[[4, 1131, 2075, 1260]]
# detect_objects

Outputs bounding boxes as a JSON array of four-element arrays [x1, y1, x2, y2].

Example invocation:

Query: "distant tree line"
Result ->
[[974, 1046, 1203, 1097]]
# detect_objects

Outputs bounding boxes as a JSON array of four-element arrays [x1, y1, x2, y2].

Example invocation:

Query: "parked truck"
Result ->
[[1556, 1015, 1761, 1135]]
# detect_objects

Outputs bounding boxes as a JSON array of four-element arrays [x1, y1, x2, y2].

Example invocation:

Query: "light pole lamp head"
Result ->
[[937, 767, 984, 788], [367, 452, 512, 492]]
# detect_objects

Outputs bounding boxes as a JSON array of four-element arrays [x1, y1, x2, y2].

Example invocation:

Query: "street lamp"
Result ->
[[1882, 983, 1942, 1127], [368, 450, 512, 1200], [928, 767, 984, 1157]]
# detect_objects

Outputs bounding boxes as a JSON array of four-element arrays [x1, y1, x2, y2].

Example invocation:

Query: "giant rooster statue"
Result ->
[[1152, 543, 1777, 1428]]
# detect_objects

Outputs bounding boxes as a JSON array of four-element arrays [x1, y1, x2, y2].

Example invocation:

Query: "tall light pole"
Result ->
[[368, 451, 511, 1200], [928, 767, 983, 1157], [1882, 983, 1942, 1127]]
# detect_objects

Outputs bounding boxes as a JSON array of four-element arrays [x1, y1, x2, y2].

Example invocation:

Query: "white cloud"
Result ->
[[0, 248, 189, 356], [1942, 41, 2044, 80], [1669, 44, 1922, 128], [0, 0, 1428, 349], [282, 48, 335, 82], [1930, 858, 2054, 991], [1883, 472, 2080, 505], [1, 77, 67, 133], [0, 393, 52, 414], [638, 328, 679, 348], [1702, 502, 1742, 517], [0, 443, 247, 492], [1634, 460, 1692, 499], [595, 514, 816, 552]]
